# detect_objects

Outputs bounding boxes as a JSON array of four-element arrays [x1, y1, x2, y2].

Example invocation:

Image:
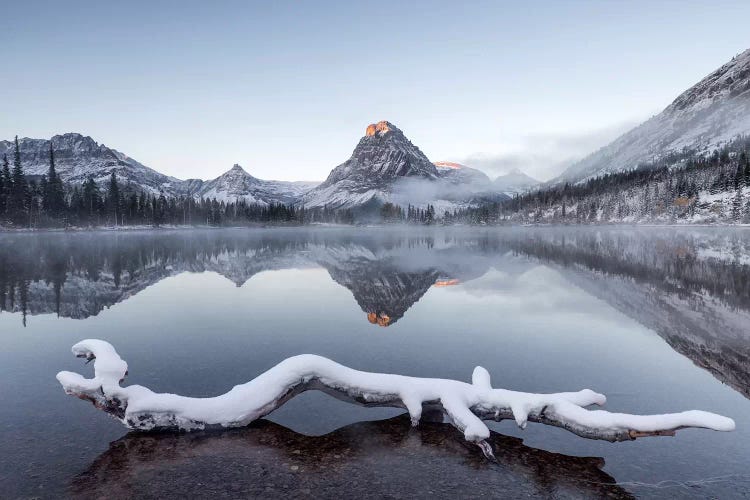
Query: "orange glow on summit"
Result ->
[[433, 161, 465, 169], [365, 121, 391, 136], [433, 279, 460, 287]]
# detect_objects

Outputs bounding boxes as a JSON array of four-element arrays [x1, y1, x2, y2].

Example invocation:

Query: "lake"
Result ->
[[1, 227, 749, 498]]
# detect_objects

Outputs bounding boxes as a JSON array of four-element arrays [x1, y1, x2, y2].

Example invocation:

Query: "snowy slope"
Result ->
[[0, 134, 319, 204], [492, 169, 539, 196], [0, 133, 187, 196], [434, 161, 491, 188], [196, 164, 317, 205], [554, 48, 750, 185]]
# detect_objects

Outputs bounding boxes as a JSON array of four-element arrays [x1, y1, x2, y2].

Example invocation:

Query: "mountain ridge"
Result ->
[[0, 133, 320, 206], [553, 48, 750, 185]]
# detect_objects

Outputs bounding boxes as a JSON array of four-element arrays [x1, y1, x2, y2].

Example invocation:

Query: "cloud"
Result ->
[[457, 121, 638, 182]]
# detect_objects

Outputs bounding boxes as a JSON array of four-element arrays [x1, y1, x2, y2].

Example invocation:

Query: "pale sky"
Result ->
[[2, 1, 749, 181]]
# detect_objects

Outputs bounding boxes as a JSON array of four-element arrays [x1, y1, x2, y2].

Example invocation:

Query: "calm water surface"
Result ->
[[1, 227, 749, 498]]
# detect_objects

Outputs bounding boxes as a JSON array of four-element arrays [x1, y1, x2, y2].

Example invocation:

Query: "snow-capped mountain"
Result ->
[[300, 121, 507, 211], [196, 164, 317, 205], [492, 169, 539, 196], [0, 133, 187, 195], [433, 161, 491, 188], [554, 48, 750, 185], [300, 121, 440, 209], [0, 133, 319, 205]]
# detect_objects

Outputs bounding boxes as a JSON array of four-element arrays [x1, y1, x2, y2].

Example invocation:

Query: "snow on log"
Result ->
[[57, 340, 735, 457]]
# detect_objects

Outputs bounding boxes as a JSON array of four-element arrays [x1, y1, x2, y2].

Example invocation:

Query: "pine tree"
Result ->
[[43, 142, 65, 220], [641, 185, 651, 220], [9, 136, 29, 225], [26, 179, 39, 228], [107, 171, 121, 226], [732, 184, 744, 223], [0, 154, 7, 217], [734, 162, 745, 191], [82, 176, 99, 224]]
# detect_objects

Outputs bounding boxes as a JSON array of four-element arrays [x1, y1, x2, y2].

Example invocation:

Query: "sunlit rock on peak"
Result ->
[[434, 161, 465, 170], [365, 121, 392, 137], [433, 278, 460, 287]]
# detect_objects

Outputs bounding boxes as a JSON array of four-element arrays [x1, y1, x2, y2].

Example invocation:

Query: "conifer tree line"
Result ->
[[0, 136, 310, 228], [447, 135, 750, 225], [4, 134, 750, 228], [379, 203, 436, 224]]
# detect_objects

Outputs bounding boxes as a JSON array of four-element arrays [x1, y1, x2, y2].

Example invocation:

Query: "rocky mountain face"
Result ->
[[0, 133, 319, 205], [301, 121, 507, 211], [554, 48, 750, 185], [196, 164, 317, 205], [0, 133, 187, 195], [300, 121, 440, 209], [492, 168, 539, 196]]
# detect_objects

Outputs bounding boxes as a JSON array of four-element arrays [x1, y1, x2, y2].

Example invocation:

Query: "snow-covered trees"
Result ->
[[450, 135, 750, 225]]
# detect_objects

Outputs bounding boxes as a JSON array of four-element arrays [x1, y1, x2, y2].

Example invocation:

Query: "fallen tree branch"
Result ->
[[57, 339, 735, 458]]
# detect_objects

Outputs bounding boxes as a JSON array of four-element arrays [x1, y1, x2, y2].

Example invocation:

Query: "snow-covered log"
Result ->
[[57, 340, 735, 458]]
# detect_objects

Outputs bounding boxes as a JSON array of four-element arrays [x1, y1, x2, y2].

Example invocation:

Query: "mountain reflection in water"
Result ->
[[71, 415, 632, 499], [1, 227, 749, 400]]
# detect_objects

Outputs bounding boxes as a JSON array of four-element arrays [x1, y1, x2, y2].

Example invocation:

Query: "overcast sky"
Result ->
[[2, 1, 749, 181]]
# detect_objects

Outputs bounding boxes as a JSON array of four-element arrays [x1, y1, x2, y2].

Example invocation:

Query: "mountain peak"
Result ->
[[492, 169, 539, 196], [50, 133, 105, 154], [666, 48, 750, 114], [300, 121, 438, 209], [365, 121, 395, 137], [216, 163, 257, 181], [554, 47, 750, 185]]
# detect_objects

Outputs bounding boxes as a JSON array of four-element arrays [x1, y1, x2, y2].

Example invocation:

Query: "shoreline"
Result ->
[[1, 222, 749, 234]]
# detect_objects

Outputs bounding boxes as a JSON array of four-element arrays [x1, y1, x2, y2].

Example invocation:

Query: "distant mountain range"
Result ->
[[0, 134, 320, 207], [4, 48, 750, 212], [553, 48, 750, 185], [0, 123, 534, 211]]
